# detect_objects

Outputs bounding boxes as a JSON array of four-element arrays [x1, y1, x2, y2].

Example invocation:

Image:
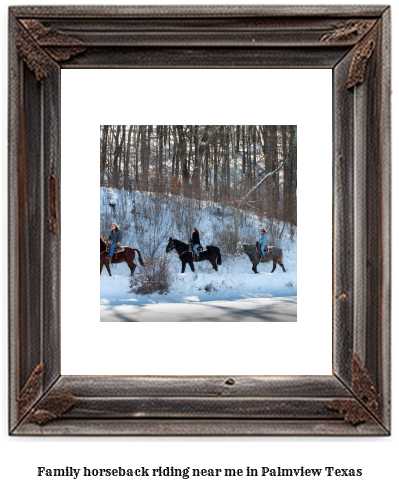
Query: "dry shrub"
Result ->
[[130, 254, 172, 295], [204, 282, 216, 292], [214, 224, 237, 255]]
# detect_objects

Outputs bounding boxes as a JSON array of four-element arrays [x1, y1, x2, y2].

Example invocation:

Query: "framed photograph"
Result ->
[[98, 121, 298, 324], [9, 5, 390, 435]]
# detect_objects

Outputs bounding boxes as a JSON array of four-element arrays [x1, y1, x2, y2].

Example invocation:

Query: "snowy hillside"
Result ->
[[100, 187, 297, 318]]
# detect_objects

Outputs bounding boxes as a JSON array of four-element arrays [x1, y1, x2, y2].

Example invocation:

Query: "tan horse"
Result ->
[[236, 242, 286, 274], [100, 236, 144, 276]]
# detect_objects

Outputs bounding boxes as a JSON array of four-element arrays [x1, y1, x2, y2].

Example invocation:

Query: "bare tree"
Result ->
[[100, 125, 109, 187], [101, 125, 297, 225]]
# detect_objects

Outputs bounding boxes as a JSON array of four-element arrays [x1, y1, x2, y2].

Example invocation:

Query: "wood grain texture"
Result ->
[[333, 52, 355, 385], [379, 7, 391, 431], [14, 418, 387, 437], [35, 17, 376, 34], [41, 61, 61, 391], [60, 46, 349, 69], [54, 375, 351, 397], [18, 65, 44, 397], [12, 17, 378, 48], [333, 17, 390, 435], [8, 9, 20, 431], [10, 5, 390, 18], [8, 5, 391, 436]]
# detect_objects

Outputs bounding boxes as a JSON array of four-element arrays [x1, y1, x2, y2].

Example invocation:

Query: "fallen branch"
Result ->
[[237, 159, 286, 209]]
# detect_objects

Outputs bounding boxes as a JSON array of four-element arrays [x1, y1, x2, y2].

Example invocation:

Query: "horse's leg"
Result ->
[[279, 263, 286, 272], [120, 251, 133, 276], [100, 262, 103, 275], [105, 261, 112, 276], [252, 262, 259, 274], [181, 261, 186, 274], [189, 261, 195, 273], [211, 259, 217, 272], [271, 261, 276, 273]]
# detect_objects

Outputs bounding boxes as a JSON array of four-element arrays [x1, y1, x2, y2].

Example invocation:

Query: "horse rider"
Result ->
[[191, 227, 201, 259], [258, 227, 269, 259], [106, 223, 122, 260]]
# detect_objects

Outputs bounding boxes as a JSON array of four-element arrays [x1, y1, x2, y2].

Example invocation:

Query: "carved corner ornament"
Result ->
[[18, 363, 76, 425], [328, 354, 380, 425], [17, 19, 85, 81], [28, 393, 77, 425], [346, 27, 378, 89], [320, 20, 378, 89], [18, 363, 45, 419], [320, 19, 376, 43]]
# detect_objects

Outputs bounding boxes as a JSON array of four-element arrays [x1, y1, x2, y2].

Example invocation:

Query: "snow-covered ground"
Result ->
[[100, 188, 297, 321], [101, 259, 295, 304], [101, 296, 297, 322]]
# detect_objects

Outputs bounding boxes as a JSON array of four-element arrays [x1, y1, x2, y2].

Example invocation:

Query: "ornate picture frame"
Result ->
[[9, 5, 391, 435]]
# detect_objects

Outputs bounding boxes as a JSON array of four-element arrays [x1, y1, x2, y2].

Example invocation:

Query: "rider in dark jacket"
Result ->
[[106, 223, 122, 259], [191, 227, 200, 258]]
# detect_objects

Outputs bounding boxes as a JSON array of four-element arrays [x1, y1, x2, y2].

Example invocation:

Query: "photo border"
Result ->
[[8, 5, 391, 435]]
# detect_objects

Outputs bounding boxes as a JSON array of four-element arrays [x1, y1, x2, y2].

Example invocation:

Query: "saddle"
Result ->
[[256, 242, 274, 254], [189, 243, 204, 251], [106, 242, 125, 255], [190, 244, 204, 260]]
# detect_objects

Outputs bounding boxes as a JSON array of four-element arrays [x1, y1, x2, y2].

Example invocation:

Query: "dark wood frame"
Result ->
[[9, 5, 391, 436]]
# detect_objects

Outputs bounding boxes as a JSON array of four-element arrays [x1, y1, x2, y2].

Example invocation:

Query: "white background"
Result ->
[[1, 1, 397, 492], [61, 68, 332, 376]]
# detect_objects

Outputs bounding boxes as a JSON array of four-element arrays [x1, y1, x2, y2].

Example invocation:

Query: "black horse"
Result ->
[[166, 237, 222, 273]]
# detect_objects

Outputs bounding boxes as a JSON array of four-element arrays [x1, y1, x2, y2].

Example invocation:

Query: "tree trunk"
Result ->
[[192, 124, 199, 197], [177, 126, 189, 190], [100, 125, 109, 187], [111, 125, 121, 189], [134, 126, 139, 189], [205, 145, 209, 193], [172, 126, 178, 181], [272, 125, 279, 215], [226, 129, 230, 199], [145, 125, 152, 191], [158, 125, 164, 190], [140, 125, 149, 191], [289, 125, 297, 225], [213, 131, 218, 203], [231, 125, 237, 200], [124, 125, 133, 190], [242, 125, 246, 180]]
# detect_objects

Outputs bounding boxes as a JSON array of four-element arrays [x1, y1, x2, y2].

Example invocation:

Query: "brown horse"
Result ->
[[100, 236, 144, 276]]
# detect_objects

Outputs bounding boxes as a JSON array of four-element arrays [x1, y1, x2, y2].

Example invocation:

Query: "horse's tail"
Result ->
[[216, 247, 222, 265], [133, 248, 145, 266]]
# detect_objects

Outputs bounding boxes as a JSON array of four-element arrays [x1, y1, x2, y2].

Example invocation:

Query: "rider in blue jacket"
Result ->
[[258, 227, 268, 259]]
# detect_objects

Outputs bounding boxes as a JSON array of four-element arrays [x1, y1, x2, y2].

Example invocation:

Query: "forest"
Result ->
[[100, 125, 297, 226]]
